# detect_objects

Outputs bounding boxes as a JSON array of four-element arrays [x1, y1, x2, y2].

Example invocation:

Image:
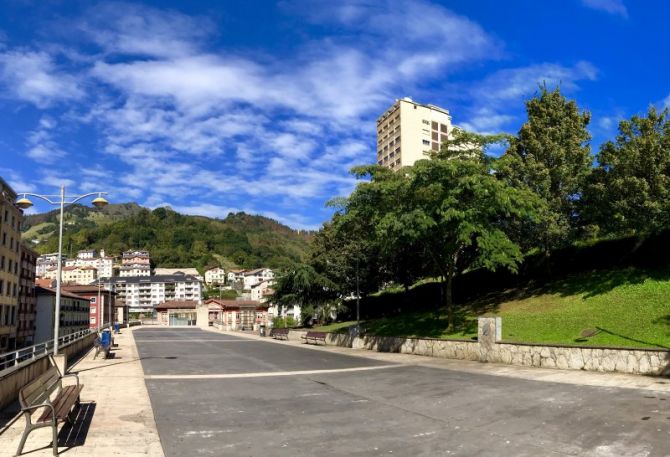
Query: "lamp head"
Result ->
[[92, 195, 109, 208], [16, 196, 33, 210]]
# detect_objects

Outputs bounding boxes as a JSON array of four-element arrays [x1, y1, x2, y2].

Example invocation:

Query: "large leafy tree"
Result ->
[[497, 87, 592, 252], [269, 264, 337, 326], [585, 107, 670, 235]]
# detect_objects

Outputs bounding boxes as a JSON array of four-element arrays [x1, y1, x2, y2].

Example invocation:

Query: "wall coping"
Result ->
[[497, 340, 670, 353]]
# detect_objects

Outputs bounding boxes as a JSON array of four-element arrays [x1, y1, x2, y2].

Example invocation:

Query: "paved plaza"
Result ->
[[136, 327, 670, 457]]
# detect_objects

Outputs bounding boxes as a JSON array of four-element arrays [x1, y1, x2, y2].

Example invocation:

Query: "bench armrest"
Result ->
[[61, 373, 80, 389], [22, 401, 55, 417]]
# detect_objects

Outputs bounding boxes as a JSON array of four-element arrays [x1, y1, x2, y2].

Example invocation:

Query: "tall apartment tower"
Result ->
[[376, 97, 453, 170], [0, 177, 22, 352], [17, 246, 37, 347]]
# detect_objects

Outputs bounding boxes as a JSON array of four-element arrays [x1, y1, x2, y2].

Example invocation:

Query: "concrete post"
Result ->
[[478, 317, 501, 362], [52, 353, 67, 375]]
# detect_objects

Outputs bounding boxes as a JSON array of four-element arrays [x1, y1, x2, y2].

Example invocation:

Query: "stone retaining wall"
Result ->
[[294, 318, 670, 377]]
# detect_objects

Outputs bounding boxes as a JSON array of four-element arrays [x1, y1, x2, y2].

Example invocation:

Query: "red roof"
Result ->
[[36, 286, 89, 301]]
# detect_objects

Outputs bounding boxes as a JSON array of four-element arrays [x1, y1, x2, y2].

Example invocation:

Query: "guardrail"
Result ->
[[0, 329, 95, 377]]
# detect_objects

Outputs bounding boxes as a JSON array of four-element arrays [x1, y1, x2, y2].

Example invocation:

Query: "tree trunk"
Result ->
[[446, 273, 454, 332]]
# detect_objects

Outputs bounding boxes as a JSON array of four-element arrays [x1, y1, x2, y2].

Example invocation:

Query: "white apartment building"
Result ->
[[204, 267, 226, 285], [108, 274, 202, 313], [250, 280, 273, 302], [65, 249, 114, 279], [243, 268, 274, 289], [377, 97, 454, 170], [227, 269, 245, 283], [36, 253, 61, 278]]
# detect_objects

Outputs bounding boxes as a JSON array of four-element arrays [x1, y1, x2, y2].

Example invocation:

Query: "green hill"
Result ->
[[21, 204, 313, 271]]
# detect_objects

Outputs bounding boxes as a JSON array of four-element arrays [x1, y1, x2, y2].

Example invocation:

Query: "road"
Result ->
[[135, 327, 670, 457]]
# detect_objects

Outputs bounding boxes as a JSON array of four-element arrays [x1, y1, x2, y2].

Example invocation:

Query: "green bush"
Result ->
[[272, 316, 296, 328]]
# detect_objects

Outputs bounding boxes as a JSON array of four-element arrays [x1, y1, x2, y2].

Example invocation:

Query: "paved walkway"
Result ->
[[0, 328, 164, 457], [220, 328, 670, 393]]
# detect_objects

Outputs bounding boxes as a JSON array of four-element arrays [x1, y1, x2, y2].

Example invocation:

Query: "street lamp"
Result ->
[[16, 186, 108, 355]]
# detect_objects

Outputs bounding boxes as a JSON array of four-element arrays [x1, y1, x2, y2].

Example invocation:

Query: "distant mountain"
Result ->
[[21, 203, 314, 272]]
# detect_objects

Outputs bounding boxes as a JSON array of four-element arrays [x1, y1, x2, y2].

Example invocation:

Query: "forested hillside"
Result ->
[[21, 204, 313, 271]]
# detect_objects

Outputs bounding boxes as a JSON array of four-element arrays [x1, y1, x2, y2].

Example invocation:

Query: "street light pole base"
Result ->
[[52, 354, 67, 375]]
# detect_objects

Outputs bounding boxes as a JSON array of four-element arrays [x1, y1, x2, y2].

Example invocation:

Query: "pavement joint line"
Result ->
[[144, 363, 405, 380], [134, 339, 258, 342]]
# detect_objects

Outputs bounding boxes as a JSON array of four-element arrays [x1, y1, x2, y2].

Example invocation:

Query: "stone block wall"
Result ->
[[320, 318, 670, 377]]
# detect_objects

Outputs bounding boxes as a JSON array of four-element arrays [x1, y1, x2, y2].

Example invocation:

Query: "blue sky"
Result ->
[[0, 0, 668, 229]]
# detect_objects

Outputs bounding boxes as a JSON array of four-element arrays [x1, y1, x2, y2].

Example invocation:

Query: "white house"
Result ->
[[242, 268, 275, 289], [250, 280, 274, 302], [204, 267, 226, 285]]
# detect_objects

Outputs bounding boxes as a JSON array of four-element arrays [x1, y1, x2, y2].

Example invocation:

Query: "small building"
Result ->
[[202, 299, 268, 331], [242, 268, 274, 289], [61, 265, 98, 285], [154, 268, 204, 282], [155, 300, 199, 326], [35, 287, 90, 344], [204, 267, 226, 285]]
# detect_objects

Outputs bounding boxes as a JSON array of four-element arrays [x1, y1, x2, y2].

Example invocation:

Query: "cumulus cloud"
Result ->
[[0, 50, 84, 107]]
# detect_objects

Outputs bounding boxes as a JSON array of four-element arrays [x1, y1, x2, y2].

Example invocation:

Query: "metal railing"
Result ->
[[0, 329, 95, 377]]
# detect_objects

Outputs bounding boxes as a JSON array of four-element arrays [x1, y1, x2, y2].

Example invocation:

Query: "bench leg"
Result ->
[[15, 426, 31, 456], [52, 420, 58, 456]]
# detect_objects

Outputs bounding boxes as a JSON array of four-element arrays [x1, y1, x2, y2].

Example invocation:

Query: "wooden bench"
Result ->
[[16, 365, 84, 456], [269, 328, 289, 340], [301, 331, 327, 345]]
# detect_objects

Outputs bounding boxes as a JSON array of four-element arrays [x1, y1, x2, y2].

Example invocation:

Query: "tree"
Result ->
[[400, 155, 539, 330], [584, 107, 670, 235], [269, 264, 337, 326], [497, 86, 592, 252]]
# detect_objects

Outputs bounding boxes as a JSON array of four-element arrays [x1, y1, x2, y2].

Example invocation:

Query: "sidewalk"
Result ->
[[209, 326, 670, 393], [0, 328, 163, 457]]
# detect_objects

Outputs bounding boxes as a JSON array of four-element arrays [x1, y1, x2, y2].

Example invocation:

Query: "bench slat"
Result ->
[[21, 367, 61, 406], [37, 385, 83, 423]]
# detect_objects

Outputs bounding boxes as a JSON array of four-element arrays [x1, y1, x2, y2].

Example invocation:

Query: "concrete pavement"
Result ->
[[138, 327, 670, 457], [0, 328, 163, 457]]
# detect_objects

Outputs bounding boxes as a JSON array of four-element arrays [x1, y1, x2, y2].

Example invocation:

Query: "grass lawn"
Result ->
[[315, 266, 670, 349]]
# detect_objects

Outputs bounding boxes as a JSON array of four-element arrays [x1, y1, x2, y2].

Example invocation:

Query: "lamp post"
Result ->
[[16, 187, 108, 355]]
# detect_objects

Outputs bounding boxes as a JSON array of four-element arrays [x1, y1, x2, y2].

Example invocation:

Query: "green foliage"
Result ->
[[497, 86, 592, 251], [22, 204, 312, 270], [271, 316, 296, 328], [585, 107, 670, 235], [270, 264, 337, 321]]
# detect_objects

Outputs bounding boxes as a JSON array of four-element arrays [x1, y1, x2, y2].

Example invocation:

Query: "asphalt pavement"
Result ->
[[135, 327, 670, 457]]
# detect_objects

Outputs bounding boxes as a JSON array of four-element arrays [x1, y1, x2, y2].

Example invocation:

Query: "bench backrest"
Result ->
[[272, 328, 289, 335], [19, 366, 61, 408], [306, 331, 327, 338]]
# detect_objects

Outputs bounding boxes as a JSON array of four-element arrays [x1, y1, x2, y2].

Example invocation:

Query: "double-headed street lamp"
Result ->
[[16, 186, 109, 355]]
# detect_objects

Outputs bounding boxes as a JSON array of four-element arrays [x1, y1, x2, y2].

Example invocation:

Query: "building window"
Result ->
[[431, 121, 438, 130], [422, 119, 430, 125], [440, 123, 448, 133], [432, 142, 439, 151], [422, 139, 430, 145]]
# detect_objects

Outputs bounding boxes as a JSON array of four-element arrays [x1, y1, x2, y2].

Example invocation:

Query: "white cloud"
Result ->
[[582, 0, 628, 18], [25, 116, 68, 163], [0, 50, 84, 107], [459, 62, 598, 133]]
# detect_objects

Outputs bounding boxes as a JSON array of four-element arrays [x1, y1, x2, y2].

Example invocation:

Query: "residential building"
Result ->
[[61, 265, 98, 285], [34, 287, 89, 344], [154, 268, 203, 282], [376, 97, 454, 170], [227, 269, 245, 284], [17, 246, 37, 347], [61, 284, 119, 329], [268, 303, 302, 324], [120, 250, 151, 277], [108, 274, 202, 313], [250, 280, 273, 302], [36, 253, 62, 277], [64, 249, 114, 279], [202, 299, 268, 330], [0, 177, 22, 352], [204, 267, 226, 285], [242, 268, 274, 289]]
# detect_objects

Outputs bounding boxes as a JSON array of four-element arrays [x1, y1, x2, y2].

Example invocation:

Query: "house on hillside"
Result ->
[[204, 267, 226, 285]]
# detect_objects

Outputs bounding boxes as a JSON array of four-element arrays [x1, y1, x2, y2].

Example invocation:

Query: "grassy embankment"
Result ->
[[314, 266, 670, 349]]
